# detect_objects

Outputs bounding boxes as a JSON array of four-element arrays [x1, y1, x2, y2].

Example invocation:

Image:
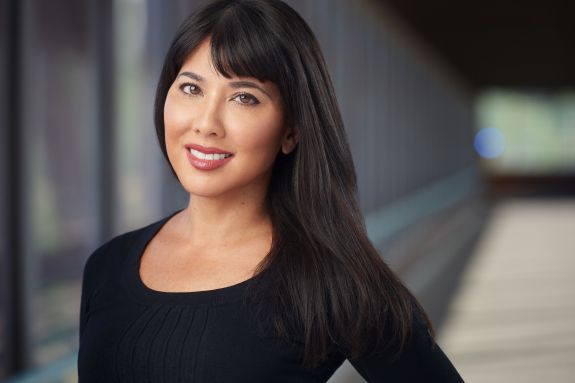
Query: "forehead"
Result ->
[[179, 38, 218, 76]]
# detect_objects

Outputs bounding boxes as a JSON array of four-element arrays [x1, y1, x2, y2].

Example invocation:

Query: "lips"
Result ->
[[184, 143, 233, 155], [184, 144, 234, 171]]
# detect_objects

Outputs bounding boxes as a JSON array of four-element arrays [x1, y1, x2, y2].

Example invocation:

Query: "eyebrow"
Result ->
[[178, 71, 272, 99]]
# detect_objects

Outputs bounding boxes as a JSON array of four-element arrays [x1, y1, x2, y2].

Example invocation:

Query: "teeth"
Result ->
[[190, 148, 231, 160]]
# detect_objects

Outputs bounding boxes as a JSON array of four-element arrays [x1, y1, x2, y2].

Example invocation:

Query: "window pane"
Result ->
[[114, 0, 164, 231], [20, 0, 100, 368]]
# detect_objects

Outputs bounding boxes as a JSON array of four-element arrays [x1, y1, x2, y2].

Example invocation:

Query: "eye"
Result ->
[[232, 93, 260, 106], [179, 83, 201, 95]]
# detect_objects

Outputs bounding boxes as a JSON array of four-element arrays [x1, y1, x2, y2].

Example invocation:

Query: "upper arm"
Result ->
[[79, 241, 110, 339], [79, 248, 96, 339], [346, 315, 464, 382]]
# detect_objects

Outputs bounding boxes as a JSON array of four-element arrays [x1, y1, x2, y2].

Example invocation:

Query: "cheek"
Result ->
[[163, 94, 189, 141], [234, 112, 284, 154]]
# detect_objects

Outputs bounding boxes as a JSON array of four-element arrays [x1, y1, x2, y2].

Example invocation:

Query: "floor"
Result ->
[[438, 197, 575, 383]]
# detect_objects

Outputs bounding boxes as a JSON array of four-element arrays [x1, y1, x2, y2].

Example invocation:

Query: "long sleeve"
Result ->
[[79, 241, 110, 340], [346, 313, 464, 382], [79, 250, 93, 339]]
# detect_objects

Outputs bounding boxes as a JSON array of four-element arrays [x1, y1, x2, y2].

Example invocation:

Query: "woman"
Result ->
[[78, 0, 464, 381]]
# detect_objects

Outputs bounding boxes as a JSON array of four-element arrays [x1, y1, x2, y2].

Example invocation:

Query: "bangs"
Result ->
[[206, 4, 290, 85]]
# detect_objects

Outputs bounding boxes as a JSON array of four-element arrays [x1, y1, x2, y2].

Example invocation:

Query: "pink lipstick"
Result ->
[[184, 144, 234, 171]]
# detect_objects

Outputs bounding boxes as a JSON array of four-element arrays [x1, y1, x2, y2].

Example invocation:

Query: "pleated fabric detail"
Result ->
[[114, 304, 208, 383]]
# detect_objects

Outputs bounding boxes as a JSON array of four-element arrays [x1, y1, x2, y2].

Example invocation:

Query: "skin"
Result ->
[[139, 37, 298, 291]]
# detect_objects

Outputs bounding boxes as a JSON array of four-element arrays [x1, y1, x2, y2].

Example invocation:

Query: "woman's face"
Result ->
[[164, 38, 296, 199]]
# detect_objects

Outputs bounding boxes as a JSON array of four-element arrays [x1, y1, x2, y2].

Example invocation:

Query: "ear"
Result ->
[[281, 126, 299, 155]]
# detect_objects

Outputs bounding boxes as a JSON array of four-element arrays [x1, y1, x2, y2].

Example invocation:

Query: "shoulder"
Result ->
[[81, 215, 169, 281]]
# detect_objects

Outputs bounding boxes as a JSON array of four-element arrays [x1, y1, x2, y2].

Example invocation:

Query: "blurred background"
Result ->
[[1, 0, 573, 382]]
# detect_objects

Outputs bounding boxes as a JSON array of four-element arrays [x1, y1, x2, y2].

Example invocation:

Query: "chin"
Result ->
[[179, 171, 248, 198], [179, 179, 225, 198]]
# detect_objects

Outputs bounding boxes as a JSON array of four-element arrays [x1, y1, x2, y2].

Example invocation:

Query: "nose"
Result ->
[[192, 96, 225, 137]]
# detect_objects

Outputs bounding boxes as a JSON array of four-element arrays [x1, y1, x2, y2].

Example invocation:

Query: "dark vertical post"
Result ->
[[0, 0, 8, 379], [2, 0, 26, 376]]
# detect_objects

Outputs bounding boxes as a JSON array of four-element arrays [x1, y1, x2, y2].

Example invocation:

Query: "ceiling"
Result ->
[[383, 0, 575, 90]]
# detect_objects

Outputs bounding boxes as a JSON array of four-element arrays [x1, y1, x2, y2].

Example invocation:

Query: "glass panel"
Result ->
[[20, 0, 100, 368], [114, 0, 165, 232]]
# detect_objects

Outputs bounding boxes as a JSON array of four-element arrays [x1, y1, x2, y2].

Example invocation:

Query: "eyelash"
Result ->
[[178, 83, 261, 106]]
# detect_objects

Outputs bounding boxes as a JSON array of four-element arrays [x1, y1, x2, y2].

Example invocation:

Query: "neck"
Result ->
[[178, 185, 272, 249]]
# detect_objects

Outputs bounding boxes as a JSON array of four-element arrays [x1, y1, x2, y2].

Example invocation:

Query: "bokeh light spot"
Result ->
[[474, 127, 506, 159]]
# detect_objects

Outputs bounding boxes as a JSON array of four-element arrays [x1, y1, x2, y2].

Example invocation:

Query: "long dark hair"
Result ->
[[154, 0, 433, 370]]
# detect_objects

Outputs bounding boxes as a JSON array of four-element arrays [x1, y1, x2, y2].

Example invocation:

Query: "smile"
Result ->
[[189, 148, 232, 160], [186, 148, 234, 171]]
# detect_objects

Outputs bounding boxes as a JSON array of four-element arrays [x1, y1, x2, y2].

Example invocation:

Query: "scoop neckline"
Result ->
[[123, 208, 266, 305]]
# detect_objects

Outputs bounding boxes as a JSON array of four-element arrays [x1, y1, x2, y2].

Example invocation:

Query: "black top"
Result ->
[[77, 209, 464, 382]]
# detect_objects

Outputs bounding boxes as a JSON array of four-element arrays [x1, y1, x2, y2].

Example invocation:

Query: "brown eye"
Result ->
[[233, 93, 260, 106], [179, 83, 200, 95]]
